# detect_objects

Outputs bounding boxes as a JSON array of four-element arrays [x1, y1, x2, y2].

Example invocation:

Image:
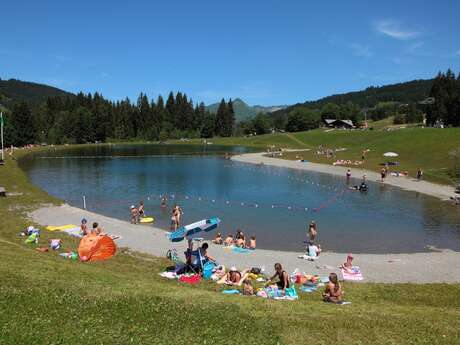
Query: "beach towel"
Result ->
[[179, 274, 201, 285], [232, 246, 251, 254], [341, 266, 363, 281], [46, 224, 78, 232], [62, 227, 82, 238], [160, 271, 177, 279], [222, 289, 241, 295], [301, 285, 318, 293]]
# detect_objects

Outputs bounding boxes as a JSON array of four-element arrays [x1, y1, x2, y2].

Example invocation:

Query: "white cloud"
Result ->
[[349, 43, 373, 57], [375, 20, 419, 40]]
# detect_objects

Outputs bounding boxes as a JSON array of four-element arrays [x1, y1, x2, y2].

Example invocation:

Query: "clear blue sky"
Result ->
[[1, 0, 459, 105]]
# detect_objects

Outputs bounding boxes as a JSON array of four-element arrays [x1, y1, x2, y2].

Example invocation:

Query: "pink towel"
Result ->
[[341, 266, 363, 281]]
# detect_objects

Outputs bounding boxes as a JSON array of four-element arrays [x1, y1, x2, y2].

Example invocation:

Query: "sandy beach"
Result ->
[[231, 152, 457, 201], [31, 204, 460, 283]]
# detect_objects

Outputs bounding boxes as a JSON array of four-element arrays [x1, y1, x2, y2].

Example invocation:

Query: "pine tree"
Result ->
[[10, 102, 36, 146]]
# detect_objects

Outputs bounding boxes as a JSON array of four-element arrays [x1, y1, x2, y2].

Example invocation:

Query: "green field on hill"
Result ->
[[178, 126, 460, 185], [0, 149, 459, 344]]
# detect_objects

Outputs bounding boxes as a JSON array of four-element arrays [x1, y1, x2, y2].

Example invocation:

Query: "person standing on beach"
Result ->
[[308, 221, 317, 241], [171, 204, 183, 229], [380, 168, 386, 182], [416, 168, 423, 181], [346, 169, 351, 180]]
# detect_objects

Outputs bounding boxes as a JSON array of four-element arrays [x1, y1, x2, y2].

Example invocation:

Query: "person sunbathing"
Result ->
[[323, 273, 343, 303], [217, 267, 249, 286], [235, 237, 245, 247], [224, 234, 234, 246], [212, 232, 223, 245], [340, 253, 354, 273], [267, 263, 290, 294]]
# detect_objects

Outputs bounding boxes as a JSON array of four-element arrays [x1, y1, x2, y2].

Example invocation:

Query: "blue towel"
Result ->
[[222, 289, 241, 295], [232, 246, 251, 254]]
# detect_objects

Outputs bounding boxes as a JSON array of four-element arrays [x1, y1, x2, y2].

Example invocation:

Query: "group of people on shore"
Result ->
[[80, 218, 105, 236], [129, 201, 145, 224], [212, 229, 256, 250]]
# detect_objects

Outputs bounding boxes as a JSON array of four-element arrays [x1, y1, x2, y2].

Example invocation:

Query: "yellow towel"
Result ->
[[46, 224, 78, 231]]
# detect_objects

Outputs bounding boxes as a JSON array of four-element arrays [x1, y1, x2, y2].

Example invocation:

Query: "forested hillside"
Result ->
[[0, 78, 73, 107]]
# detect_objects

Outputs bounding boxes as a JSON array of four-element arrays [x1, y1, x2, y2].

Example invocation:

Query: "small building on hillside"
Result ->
[[323, 119, 355, 129]]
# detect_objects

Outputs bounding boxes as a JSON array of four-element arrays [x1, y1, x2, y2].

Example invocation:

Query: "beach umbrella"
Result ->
[[383, 152, 399, 157], [78, 233, 116, 261], [168, 217, 221, 242]]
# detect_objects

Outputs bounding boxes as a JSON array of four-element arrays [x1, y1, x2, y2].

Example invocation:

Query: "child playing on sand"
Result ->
[[323, 272, 343, 303], [212, 232, 223, 245], [224, 234, 234, 246]]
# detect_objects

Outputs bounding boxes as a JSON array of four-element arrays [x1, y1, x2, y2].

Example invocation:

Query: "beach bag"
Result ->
[[202, 262, 215, 280]]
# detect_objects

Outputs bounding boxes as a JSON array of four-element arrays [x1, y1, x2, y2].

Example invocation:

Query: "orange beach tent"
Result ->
[[78, 234, 116, 261]]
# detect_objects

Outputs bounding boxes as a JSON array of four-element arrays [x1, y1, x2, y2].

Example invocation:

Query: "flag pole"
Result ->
[[0, 112, 4, 162]]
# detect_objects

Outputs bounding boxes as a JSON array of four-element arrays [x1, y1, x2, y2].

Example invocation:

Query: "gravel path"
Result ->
[[31, 204, 460, 283], [231, 152, 457, 201]]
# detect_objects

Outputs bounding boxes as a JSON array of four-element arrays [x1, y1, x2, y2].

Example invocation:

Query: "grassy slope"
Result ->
[[1, 150, 460, 344], [181, 127, 460, 185]]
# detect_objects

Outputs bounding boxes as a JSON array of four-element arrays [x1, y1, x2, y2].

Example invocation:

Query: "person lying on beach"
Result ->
[[323, 273, 343, 303], [224, 234, 234, 246], [217, 267, 250, 286], [266, 263, 290, 294], [80, 218, 88, 236], [340, 253, 354, 273], [212, 232, 223, 245]]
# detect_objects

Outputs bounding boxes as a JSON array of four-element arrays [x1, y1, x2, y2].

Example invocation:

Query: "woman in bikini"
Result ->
[[323, 272, 343, 303]]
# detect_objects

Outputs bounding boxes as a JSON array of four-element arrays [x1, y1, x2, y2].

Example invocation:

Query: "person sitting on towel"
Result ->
[[323, 273, 343, 303], [340, 253, 354, 273], [267, 263, 290, 294], [307, 241, 321, 259], [80, 218, 88, 236], [212, 232, 223, 245]]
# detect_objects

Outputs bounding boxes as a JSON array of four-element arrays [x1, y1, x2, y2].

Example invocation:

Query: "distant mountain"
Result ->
[[0, 78, 73, 108], [206, 98, 287, 122], [272, 79, 434, 117]]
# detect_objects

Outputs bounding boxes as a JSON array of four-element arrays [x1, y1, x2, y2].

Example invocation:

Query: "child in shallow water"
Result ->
[[323, 272, 343, 303], [212, 232, 223, 245], [249, 235, 256, 250], [224, 234, 234, 246]]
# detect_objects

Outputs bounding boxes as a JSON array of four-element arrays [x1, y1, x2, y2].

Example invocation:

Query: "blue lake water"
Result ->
[[19, 144, 460, 253]]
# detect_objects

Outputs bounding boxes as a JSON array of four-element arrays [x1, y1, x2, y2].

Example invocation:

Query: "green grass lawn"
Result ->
[[177, 127, 460, 185], [1, 149, 460, 344]]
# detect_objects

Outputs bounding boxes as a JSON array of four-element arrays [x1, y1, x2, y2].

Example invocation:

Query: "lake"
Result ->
[[19, 143, 460, 253]]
